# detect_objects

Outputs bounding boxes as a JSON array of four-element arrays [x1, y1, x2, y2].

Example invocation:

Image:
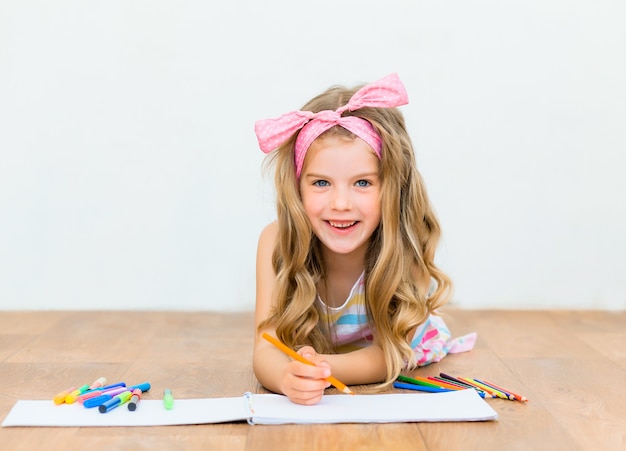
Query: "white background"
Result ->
[[1, 1, 624, 310]]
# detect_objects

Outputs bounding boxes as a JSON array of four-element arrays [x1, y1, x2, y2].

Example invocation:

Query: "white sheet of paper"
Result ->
[[1, 390, 497, 427]]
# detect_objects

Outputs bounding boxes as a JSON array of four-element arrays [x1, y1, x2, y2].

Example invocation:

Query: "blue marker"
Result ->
[[99, 391, 133, 413], [128, 382, 150, 393]]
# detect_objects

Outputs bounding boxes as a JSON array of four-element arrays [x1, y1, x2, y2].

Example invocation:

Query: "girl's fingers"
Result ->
[[282, 362, 331, 405]]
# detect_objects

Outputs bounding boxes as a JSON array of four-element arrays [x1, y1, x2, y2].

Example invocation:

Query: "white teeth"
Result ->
[[329, 221, 356, 228]]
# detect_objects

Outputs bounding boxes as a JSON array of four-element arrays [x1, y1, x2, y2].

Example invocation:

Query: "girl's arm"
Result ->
[[317, 345, 387, 386], [253, 222, 332, 405]]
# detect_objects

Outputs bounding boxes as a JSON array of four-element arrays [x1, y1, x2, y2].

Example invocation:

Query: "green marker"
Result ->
[[163, 388, 174, 410]]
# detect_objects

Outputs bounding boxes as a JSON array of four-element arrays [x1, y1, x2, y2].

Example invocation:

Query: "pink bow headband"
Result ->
[[254, 73, 409, 178]]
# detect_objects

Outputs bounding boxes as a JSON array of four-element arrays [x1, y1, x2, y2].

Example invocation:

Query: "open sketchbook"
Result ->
[[2, 389, 497, 427]]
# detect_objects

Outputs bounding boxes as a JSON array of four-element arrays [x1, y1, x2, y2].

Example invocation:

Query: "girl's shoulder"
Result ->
[[258, 221, 279, 247]]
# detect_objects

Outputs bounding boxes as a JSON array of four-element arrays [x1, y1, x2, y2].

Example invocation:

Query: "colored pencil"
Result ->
[[439, 373, 495, 398], [473, 378, 515, 400], [397, 375, 488, 398], [393, 382, 453, 393], [397, 375, 446, 389], [481, 379, 528, 402], [439, 372, 472, 387], [425, 377, 465, 390], [433, 376, 491, 398], [432, 376, 474, 389], [428, 378, 488, 398], [262, 332, 353, 395], [439, 373, 485, 391], [459, 377, 510, 400]]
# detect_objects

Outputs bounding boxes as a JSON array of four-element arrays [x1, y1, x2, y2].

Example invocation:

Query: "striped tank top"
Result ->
[[316, 273, 477, 366]]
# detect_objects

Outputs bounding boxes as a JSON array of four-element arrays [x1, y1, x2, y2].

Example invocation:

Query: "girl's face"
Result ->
[[299, 135, 382, 260]]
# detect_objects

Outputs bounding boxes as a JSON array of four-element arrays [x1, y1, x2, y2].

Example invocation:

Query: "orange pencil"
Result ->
[[262, 332, 353, 395], [481, 379, 528, 402]]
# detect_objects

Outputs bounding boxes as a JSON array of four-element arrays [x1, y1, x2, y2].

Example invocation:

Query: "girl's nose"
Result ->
[[330, 188, 351, 210]]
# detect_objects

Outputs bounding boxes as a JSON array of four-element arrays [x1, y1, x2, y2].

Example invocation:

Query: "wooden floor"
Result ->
[[0, 310, 624, 451]]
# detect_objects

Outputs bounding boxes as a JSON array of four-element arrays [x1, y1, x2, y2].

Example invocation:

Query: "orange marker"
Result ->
[[53, 386, 76, 405], [262, 332, 353, 395]]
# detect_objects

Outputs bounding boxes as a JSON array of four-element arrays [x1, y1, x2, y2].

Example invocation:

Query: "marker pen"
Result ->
[[128, 382, 150, 393], [53, 386, 76, 405], [99, 391, 132, 413], [65, 384, 90, 404], [127, 388, 142, 411], [88, 377, 107, 389], [163, 388, 174, 410]]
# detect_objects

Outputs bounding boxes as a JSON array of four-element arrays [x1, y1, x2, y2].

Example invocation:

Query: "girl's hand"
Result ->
[[280, 346, 332, 405]]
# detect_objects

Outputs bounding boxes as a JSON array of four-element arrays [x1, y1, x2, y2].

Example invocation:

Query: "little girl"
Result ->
[[253, 73, 476, 405]]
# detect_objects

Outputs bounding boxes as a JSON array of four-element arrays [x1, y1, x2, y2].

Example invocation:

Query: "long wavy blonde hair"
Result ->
[[259, 82, 452, 388]]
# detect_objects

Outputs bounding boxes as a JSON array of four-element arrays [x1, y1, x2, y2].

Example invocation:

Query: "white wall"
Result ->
[[1, 1, 624, 311]]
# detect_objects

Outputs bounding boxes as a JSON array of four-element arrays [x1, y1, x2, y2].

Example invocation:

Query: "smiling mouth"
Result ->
[[328, 221, 357, 229]]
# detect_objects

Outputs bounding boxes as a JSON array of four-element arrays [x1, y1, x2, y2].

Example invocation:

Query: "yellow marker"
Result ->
[[65, 384, 90, 404], [53, 386, 75, 405]]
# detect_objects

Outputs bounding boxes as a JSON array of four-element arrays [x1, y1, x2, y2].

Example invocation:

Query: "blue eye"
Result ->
[[356, 180, 371, 187], [313, 180, 330, 187]]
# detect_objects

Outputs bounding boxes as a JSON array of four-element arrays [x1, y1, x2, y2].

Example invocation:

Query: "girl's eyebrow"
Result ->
[[302, 172, 327, 179], [355, 171, 380, 178]]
